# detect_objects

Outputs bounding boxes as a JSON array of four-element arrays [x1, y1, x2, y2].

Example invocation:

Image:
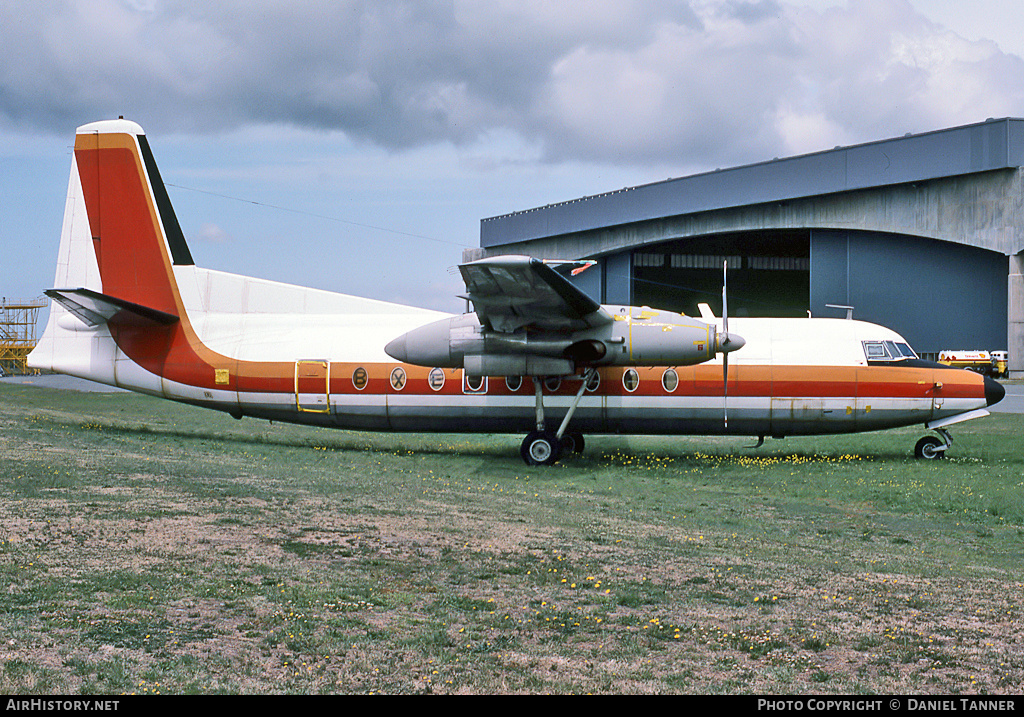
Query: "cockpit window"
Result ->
[[863, 341, 889, 360], [863, 340, 918, 362]]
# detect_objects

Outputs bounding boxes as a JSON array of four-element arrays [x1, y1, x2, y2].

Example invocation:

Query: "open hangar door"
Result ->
[[624, 230, 811, 318], [564, 227, 1007, 361]]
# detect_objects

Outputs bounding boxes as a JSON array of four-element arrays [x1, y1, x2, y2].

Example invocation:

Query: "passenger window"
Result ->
[[661, 368, 679, 393], [463, 373, 486, 393], [623, 368, 640, 392]]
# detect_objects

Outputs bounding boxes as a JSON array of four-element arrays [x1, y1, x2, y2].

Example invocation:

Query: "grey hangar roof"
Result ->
[[479, 117, 1024, 257]]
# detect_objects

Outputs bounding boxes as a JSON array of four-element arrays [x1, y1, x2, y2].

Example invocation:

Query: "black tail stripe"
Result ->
[[138, 134, 195, 266]]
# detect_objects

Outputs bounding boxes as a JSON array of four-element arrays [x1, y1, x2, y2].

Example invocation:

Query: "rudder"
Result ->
[[29, 119, 192, 380], [72, 119, 191, 317]]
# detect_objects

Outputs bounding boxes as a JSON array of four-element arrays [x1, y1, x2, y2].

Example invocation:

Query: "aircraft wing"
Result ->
[[458, 255, 611, 333]]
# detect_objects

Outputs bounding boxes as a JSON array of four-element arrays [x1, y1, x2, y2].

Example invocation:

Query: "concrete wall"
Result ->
[[482, 118, 1024, 253], [1010, 253, 1024, 376], [481, 169, 1023, 261]]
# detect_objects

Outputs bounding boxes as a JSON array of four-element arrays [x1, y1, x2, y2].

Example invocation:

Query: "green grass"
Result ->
[[1, 382, 1023, 694]]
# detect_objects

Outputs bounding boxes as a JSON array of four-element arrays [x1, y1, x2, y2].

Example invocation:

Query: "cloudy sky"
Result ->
[[3, 0, 1024, 317]]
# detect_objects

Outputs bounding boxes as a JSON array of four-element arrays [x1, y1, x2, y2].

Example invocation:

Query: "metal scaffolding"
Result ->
[[1, 297, 47, 375]]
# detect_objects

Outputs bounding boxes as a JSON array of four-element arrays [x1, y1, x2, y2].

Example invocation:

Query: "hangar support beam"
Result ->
[[477, 169, 1022, 262], [1010, 253, 1024, 378]]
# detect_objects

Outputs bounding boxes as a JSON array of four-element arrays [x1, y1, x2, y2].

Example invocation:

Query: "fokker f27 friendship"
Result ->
[[29, 120, 1005, 465]]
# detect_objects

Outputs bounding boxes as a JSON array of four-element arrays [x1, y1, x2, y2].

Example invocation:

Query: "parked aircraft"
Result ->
[[29, 120, 1004, 465]]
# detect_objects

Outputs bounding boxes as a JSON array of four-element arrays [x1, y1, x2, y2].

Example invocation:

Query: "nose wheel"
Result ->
[[914, 428, 952, 460]]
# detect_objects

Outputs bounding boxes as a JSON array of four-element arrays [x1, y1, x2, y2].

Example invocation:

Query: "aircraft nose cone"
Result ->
[[984, 376, 1005, 407]]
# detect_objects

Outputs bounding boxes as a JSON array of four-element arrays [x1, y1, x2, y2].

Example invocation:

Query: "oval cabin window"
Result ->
[[623, 368, 639, 392], [464, 373, 486, 393], [662, 368, 678, 392], [352, 367, 368, 391], [390, 367, 406, 391], [428, 367, 445, 391]]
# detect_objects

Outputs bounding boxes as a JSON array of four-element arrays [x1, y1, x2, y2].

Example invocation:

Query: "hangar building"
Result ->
[[471, 118, 1024, 376]]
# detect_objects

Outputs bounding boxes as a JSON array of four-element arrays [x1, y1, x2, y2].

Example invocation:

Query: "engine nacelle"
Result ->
[[385, 314, 571, 369], [464, 354, 574, 377], [600, 306, 740, 367], [384, 307, 744, 375]]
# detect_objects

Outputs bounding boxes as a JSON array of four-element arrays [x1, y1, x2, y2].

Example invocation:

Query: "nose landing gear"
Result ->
[[914, 428, 952, 460]]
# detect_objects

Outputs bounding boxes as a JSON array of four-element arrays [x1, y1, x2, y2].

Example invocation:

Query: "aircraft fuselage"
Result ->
[[28, 119, 1004, 465]]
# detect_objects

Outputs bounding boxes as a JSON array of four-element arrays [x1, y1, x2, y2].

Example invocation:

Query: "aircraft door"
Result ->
[[295, 360, 330, 413], [931, 373, 944, 412], [769, 367, 859, 435]]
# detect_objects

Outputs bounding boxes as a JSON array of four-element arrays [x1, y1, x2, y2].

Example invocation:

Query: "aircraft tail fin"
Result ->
[[69, 118, 193, 313], [29, 119, 192, 376]]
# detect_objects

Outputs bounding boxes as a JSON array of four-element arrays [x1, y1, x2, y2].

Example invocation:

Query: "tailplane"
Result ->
[[44, 288, 178, 328]]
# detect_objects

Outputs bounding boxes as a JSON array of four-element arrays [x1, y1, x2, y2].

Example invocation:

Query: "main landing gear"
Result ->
[[914, 428, 952, 460], [520, 369, 594, 466]]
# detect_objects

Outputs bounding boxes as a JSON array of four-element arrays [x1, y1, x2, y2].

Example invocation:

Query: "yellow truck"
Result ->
[[938, 350, 1008, 378]]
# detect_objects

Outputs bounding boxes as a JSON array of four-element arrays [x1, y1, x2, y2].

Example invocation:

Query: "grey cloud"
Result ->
[[2, 0, 1022, 168]]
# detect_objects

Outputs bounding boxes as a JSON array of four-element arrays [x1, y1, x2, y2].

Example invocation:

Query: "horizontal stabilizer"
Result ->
[[46, 288, 179, 328]]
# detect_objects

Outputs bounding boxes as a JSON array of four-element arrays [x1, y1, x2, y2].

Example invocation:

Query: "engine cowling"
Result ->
[[384, 314, 565, 368], [384, 306, 744, 375]]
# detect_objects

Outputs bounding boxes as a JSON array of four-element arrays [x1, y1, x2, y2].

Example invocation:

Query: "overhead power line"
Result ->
[[165, 182, 473, 248]]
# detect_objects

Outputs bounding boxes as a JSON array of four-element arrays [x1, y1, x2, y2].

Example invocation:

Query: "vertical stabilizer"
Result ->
[[72, 119, 191, 315], [29, 119, 191, 381]]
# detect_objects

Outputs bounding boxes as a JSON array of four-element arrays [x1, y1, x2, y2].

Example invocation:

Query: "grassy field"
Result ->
[[1, 382, 1022, 695]]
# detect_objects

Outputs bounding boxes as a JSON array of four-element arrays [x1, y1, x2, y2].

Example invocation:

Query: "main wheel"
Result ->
[[560, 431, 586, 455], [521, 430, 562, 466], [914, 435, 945, 460]]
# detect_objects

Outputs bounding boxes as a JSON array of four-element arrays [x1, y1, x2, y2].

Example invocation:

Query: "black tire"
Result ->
[[521, 430, 562, 466], [560, 431, 585, 455], [914, 435, 945, 460]]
